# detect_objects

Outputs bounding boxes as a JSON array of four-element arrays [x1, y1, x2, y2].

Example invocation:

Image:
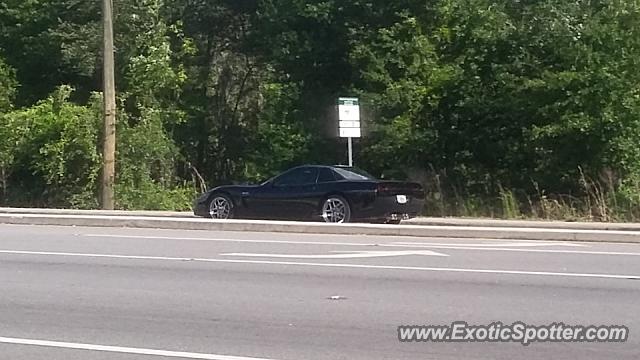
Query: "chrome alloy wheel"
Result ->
[[322, 197, 349, 223], [209, 196, 232, 219]]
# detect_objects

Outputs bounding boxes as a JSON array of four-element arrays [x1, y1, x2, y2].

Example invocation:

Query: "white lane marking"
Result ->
[[84, 234, 387, 247], [82, 234, 640, 256], [81, 233, 603, 244], [390, 241, 585, 247], [0, 336, 276, 360], [0, 249, 638, 280], [26, 233, 640, 257], [221, 250, 449, 259], [83, 234, 582, 249], [390, 243, 640, 256]]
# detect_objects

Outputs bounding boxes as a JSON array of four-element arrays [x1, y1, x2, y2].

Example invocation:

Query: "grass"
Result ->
[[420, 169, 640, 222]]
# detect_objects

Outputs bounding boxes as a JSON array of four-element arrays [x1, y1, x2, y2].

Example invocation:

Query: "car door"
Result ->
[[268, 166, 318, 220], [255, 167, 319, 220]]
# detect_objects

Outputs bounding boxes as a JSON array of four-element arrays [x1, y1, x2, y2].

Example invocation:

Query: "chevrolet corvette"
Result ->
[[193, 165, 425, 223]]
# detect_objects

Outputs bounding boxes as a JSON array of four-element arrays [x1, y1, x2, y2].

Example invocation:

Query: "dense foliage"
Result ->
[[1, 0, 640, 219]]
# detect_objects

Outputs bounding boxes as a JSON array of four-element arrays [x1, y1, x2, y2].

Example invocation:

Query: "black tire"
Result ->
[[320, 195, 351, 223], [208, 193, 234, 219]]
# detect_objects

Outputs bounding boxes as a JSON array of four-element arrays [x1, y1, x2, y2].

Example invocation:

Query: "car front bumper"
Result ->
[[193, 194, 210, 217]]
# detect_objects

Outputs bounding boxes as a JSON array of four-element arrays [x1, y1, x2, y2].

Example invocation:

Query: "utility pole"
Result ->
[[101, 0, 116, 210]]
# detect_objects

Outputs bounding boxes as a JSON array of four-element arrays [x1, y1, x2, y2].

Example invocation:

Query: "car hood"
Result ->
[[213, 184, 261, 192]]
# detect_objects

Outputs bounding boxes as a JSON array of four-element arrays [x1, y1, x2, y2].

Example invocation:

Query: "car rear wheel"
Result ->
[[321, 196, 351, 223], [208, 194, 234, 219]]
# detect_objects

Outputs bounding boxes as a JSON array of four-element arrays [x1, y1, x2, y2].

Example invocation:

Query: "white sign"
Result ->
[[338, 97, 361, 138], [340, 128, 361, 138], [339, 121, 360, 128], [338, 97, 360, 121]]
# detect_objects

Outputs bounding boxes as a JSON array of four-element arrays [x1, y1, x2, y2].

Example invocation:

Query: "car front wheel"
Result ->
[[321, 195, 351, 223], [208, 194, 234, 219]]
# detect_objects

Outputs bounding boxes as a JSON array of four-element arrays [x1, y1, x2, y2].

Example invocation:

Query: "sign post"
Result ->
[[347, 137, 353, 167], [338, 97, 361, 167]]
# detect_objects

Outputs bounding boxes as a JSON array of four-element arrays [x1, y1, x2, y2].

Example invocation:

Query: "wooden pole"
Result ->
[[101, 0, 116, 209]]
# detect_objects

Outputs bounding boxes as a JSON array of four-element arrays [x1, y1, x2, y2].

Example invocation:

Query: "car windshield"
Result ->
[[333, 167, 376, 181]]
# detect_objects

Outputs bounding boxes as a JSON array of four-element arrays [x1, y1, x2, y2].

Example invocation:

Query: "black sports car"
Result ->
[[193, 165, 425, 223]]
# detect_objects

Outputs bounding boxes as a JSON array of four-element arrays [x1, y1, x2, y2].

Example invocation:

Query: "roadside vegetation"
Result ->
[[1, 0, 640, 220]]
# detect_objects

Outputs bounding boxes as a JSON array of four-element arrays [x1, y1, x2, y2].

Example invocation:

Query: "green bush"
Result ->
[[115, 106, 197, 210], [116, 179, 195, 211], [0, 86, 101, 208]]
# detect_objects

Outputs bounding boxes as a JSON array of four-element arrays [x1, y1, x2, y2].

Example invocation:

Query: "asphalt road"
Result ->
[[0, 224, 638, 360]]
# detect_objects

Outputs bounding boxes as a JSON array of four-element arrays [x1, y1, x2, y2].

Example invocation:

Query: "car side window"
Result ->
[[317, 168, 336, 183], [332, 167, 373, 180], [273, 168, 319, 186]]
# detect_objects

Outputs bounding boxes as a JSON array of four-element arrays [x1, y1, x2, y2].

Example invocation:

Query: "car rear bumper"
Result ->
[[355, 195, 424, 220]]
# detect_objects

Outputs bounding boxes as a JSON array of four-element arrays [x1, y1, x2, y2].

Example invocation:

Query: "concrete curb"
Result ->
[[405, 217, 640, 231], [0, 207, 194, 218], [4, 207, 640, 230], [1, 213, 640, 243]]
